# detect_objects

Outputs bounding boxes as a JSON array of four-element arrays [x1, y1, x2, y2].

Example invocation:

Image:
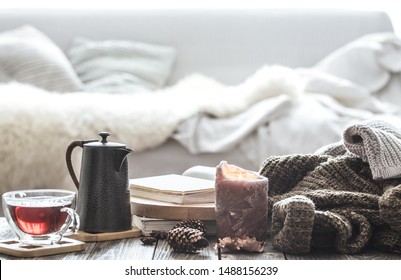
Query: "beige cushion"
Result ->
[[0, 25, 83, 92], [67, 37, 176, 94]]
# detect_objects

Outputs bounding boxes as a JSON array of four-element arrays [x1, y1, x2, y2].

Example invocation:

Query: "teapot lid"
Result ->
[[84, 132, 126, 148]]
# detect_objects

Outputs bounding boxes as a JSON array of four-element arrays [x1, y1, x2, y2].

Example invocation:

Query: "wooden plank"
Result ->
[[212, 229, 284, 260], [285, 251, 351, 260], [219, 241, 286, 260], [0, 252, 19, 260], [284, 243, 351, 260], [1, 217, 400, 260], [0, 219, 95, 260], [0, 219, 88, 260], [87, 237, 155, 260], [34, 242, 97, 260], [286, 248, 401, 260], [348, 250, 401, 260], [0, 219, 19, 260], [0, 238, 85, 258], [217, 233, 285, 260], [153, 236, 219, 260], [0, 219, 17, 240], [70, 228, 141, 242]]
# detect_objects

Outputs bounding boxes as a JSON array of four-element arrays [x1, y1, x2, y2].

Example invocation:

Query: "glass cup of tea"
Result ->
[[2, 189, 80, 246]]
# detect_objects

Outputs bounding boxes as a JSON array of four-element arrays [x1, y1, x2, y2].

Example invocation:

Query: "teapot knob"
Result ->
[[99, 132, 111, 144]]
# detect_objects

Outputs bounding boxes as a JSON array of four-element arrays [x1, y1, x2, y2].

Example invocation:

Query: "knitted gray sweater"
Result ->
[[259, 120, 401, 254]]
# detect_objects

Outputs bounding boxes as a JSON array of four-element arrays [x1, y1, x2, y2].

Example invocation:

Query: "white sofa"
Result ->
[[0, 8, 398, 200]]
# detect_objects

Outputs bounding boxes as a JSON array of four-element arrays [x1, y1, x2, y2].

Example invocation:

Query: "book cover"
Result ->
[[129, 174, 215, 204]]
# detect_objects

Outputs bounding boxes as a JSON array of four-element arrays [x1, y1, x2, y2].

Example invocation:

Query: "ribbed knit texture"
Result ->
[[318, 120, 401, 180], [271, 195, 315, 254], [259, 122, 401, 255]]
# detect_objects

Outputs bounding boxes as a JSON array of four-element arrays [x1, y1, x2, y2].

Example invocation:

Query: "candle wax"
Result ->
[[215, 161, 269, 242]]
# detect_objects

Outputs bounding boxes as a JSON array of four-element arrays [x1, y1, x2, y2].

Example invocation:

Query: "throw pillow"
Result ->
[[314, 32, 401, 93], [0, 25, 83, 92], [67, 37, 176, 94]]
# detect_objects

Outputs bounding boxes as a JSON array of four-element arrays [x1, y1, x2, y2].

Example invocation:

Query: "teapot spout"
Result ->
[[113, 148, 133, 172]]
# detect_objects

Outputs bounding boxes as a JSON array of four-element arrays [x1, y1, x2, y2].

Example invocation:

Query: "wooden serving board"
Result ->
[[130, 196, 215, 221], [0, 238, 85, 258], [71, 228, 142, 242]]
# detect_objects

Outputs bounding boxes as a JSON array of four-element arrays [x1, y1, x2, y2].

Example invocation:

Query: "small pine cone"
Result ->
[[150, 231, 168, 240], [172, 219, 207, 235], [140, 236, 157, 245], [167, 227, 209, 253]]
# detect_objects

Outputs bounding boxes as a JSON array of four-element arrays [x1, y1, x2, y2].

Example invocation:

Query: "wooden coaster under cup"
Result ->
[[0, 238, 85, 258], [70, 227, 142, 242]]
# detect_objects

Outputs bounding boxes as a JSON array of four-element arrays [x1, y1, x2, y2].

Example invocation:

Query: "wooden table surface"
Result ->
[[1, 218, 401, 260]]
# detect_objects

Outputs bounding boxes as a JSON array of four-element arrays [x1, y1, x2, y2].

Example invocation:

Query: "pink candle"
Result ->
[[215, 161, 269, 242]]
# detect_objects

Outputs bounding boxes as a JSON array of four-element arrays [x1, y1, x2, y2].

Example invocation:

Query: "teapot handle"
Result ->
[[65, 140, 98, 190], [66, 141, 84, 190], [66, 140, 97, 190]]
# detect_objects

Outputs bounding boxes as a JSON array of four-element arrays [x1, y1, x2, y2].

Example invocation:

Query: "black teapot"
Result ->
[[66, 132, 133, 233]]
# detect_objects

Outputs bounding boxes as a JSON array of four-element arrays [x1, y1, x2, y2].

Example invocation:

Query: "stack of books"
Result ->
[[129, 174, 216, 235]]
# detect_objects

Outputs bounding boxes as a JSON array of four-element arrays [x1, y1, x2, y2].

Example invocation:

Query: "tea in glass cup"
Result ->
[[2, 189, 80, 246]]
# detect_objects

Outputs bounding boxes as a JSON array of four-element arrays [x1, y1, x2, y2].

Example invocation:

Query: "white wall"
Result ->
[[0, 0, 400, 35]]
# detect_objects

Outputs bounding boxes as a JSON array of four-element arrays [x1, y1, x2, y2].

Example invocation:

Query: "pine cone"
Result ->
[[150, 231, 168, 240], [140, 236, 157, 245], [172, 219, 207, 235], [167, 227, 209, 253]]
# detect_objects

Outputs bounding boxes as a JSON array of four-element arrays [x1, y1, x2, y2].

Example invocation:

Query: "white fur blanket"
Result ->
[[0, 65, 300, 193]]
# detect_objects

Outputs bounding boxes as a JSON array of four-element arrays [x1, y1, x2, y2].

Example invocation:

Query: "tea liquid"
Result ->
[[7, 202, 70, 235]]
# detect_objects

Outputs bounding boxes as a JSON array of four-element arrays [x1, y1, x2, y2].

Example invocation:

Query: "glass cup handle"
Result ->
[[59, 207, 80, 236]]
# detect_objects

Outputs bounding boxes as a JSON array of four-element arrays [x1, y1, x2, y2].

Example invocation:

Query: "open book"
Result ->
[[129, 174, 215, 204]]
